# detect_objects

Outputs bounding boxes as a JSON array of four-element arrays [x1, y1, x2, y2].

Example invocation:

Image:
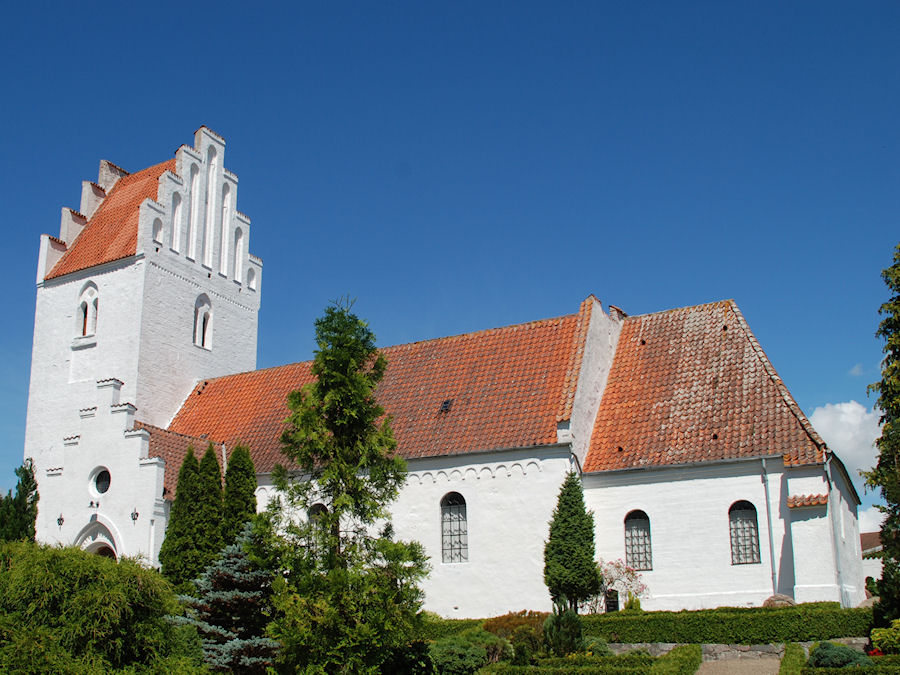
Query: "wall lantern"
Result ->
[[57, 514, 64, 527], [131, 509, 139, 522]]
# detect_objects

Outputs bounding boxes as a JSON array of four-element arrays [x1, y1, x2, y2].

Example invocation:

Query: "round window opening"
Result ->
[[95, 470, 111, 494]]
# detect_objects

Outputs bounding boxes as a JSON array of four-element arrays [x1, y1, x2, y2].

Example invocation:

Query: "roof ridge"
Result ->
[[626, 298, 734, 319], [136, 420, 210, 444], [727, 301, 827, 460], [384, 312, 579, 352]]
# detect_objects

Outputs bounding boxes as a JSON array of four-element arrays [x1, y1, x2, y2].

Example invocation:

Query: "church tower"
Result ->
[[24, 127, 261, 561]]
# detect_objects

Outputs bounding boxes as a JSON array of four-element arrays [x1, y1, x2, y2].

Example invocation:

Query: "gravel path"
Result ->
[[695, 656, 781, 674]]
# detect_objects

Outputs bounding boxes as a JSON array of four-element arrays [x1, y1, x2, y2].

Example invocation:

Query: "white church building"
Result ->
[[24, 128, 865, 618]]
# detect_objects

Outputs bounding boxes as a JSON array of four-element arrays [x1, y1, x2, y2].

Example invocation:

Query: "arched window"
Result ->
[[441, 492, 468, 563], [188, 164, 200, 259], [77, 283, 99, 337], [152, 217, 164, 245], [247, 267, 257, 290], [219, 183, 231, 275], [171, 191, 183, 253], [193, 295, 212, 349], [624, 510, 652, 570], [233, 227, 244, 281], [729, 501, 760, 564], [203, 146, 218, 268]]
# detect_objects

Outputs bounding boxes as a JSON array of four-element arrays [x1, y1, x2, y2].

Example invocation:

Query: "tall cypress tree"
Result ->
[[223, 445, 257, 545], [866, 242, 900, 625], [159, 447, 202, 585], [196, 444, 224, 571], [544, 471, 600, 612], [0, 459, 38, 542]]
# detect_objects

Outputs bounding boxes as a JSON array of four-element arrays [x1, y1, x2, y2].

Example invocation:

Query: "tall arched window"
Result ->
[[624, 510, 652, 570], [729, 501, 760, 564], [248, 267, 257, 290], [233, 227, 244, 281], [77, 283, 99, 337], [188, 164, 199, 259], [441, 492, 468, 563], [152, 217, 164, 245], [193, 295, 212, 349], [219, 183, 231, 275], [171, 191, 183, 253], [203, 146, 218, 268]]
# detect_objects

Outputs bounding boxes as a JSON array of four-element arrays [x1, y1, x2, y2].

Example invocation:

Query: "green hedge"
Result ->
[[800, 668, 900, 674], [779, 643, 806, 675], [650, 645, 702, 674], [417, 617, 483, 641], [581, 606, 872, 644]]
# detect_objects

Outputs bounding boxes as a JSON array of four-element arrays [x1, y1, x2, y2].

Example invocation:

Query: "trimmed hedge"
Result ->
[[650, 645, 702, 674], [779, 643, 806, 675], [581, 606, 872, 644], [800, 669, 900, 674], [418, 618, 483, 642]]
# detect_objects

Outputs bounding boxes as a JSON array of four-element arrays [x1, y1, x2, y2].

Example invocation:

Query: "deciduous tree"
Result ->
[[866, 242, 900, 624], [543, 471, 600, 612]]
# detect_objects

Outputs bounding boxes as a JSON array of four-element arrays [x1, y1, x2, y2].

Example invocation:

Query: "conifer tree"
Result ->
[[196, 443, 225, 569], [0, 459, 38, 542], [176, 526, 278, 673], [543, 471, 600, 612], [223, 445, 257, 545], [267, 301, 428, 673], [866, 242, 900, 624], [159, 447, 201, 585]]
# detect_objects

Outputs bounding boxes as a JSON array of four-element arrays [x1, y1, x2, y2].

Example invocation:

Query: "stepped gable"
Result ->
[[169, 310, 585, 473], [46, 159, 176, 280], [583, 300, 826, 473], [135, 422, 217, 500]]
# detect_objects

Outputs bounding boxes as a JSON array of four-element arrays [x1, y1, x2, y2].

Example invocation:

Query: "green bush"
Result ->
[[649, 645, 702, 674], [800, 668, 900, 674], [417, 615, 483, 641], [545, 605, 585, 656], [874, 619, 900, 654], [807, 641, 872, 668], [779, 643, 806, 675], [430, 628, 511, 674], [0, 541, 205, 672], [582, 604, 872, 644], [381, 640, 436, 674]]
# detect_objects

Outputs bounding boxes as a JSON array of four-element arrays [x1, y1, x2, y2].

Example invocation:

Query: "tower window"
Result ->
[[76, 283, 99, 337], [193, 294, 212, 349]]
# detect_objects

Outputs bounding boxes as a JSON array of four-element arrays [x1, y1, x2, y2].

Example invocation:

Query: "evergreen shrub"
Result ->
[[430, 628, 511, 674], [874, 619, 900, 654], [807, 641, 872, 668], [545, 602, 585, 656]]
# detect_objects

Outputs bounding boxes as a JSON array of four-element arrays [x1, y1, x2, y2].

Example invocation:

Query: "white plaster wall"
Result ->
[[862, 556, 883, 584], [25, 261, 146, 517], [37, 381, 167, 564], [584, 458, 826, 611], [830, 463, 865, 606]]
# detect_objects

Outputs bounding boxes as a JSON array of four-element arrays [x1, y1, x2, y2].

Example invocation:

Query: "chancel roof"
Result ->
[[582, 300, 825, 473]]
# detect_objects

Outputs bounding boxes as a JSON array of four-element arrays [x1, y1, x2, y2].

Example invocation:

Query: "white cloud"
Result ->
[[848, 363, 864, 377], [858, 504, 886, 534], [809, 400, 881, 494]]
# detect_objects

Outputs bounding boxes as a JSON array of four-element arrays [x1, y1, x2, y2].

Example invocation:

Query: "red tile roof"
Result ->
[[169, 311, 586, 473], [46, 159, 175, 280], [135, 422, 219, 500], [861, 531, 882, 555], [787, 493, 829, 508], [583, 300, 825, 473]]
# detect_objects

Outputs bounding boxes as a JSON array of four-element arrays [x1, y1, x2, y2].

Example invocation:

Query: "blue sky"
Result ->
[[0, 2, 896, 524]]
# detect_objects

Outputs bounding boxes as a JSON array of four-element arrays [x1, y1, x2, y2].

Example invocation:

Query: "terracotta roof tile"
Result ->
[[787, 493, 828, 508], [861, 531, 882, 555], [583, 300, 825, 473], [135, 422, 219, 500], [46, 159, 175, 280], [169, 314, 583, 474]]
